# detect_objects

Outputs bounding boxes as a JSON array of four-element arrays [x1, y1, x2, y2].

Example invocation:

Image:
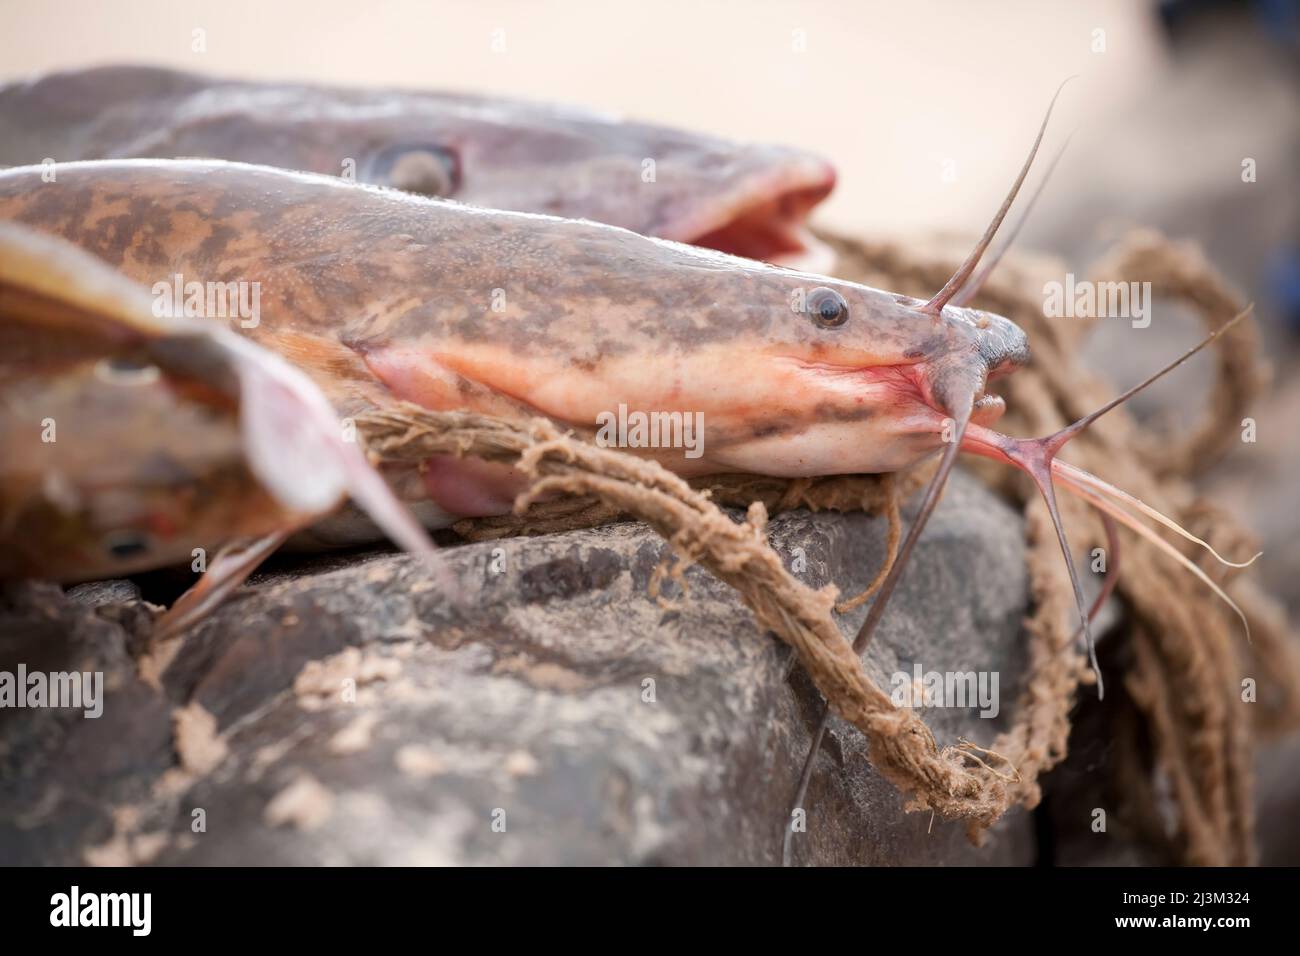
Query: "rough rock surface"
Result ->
[[0, 469, 1036, 865]]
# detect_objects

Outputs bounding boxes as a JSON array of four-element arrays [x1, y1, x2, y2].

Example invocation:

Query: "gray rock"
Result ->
[[0, 468, 1034, 865]]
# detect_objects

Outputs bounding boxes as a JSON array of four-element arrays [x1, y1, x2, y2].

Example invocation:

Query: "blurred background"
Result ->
[[0, 0, 1247, 235]]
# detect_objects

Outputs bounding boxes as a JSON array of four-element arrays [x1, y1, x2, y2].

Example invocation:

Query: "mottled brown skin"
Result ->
[[0, 65, 835, 263], [0, 160, 1027, 522]]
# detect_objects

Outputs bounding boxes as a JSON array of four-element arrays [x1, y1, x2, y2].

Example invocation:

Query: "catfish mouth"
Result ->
[[664, 161, 837, 272], [798, 356, 1008, 432]]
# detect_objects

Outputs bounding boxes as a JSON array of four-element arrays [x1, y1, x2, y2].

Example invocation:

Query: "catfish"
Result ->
[[0, 65, 837, 269]]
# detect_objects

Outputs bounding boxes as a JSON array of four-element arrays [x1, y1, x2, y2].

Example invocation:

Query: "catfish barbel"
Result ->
[[0, 65, 837, 269]]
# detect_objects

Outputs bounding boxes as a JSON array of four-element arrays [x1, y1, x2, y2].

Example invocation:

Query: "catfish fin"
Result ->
[[154, 531, 292, 640]]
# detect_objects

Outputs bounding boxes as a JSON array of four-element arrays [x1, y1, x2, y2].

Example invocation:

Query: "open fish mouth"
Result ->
[[659, 158, 837, 272], [822, 365, 1009, 435]]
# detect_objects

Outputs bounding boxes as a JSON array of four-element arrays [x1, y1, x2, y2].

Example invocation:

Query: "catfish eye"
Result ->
[[807, 287, 849, 329], [370, 145, 461, 197], [103, 530, 154, 561]]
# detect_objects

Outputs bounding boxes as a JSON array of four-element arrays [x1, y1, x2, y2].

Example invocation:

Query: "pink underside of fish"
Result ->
[[421, 455, 525, 518], [358, 346, 536, 520], [357, 336, 963, 524]]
